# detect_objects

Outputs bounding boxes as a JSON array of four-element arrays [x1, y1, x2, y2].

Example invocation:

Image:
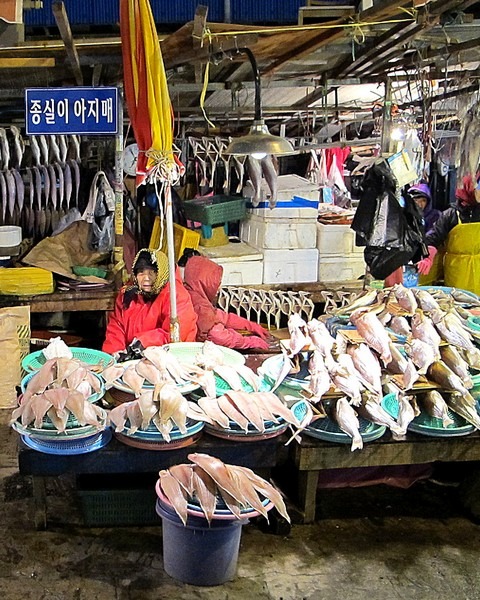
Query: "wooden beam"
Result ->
[[0, 58, 55, 68], [52, 1, 83, 86], [192, 5, 208, 48]]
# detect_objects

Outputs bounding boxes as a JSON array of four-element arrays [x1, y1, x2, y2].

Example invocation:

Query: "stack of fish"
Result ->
[[157, 453, 290, 524], [10, 356, 106, 433], [274, 284, 480, 450], [0, 127, 81, 239]]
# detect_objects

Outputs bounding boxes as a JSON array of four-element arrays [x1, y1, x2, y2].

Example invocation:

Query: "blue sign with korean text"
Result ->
[[25, 87, 118, 135]]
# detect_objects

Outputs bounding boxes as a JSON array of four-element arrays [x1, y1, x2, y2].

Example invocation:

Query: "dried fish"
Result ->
[[0, 128, 10, 170], [29, 135, 41, 166], [10, 126, 24, 169], [333, 397, 363, 451], [261, 155, 278, 208]]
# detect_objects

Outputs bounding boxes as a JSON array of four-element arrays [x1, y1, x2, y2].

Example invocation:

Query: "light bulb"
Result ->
[[391, 127, 404, 141], [251, 151, 267, 160]]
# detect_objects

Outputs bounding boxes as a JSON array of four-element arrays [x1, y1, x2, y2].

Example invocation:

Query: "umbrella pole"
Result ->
[[164, 183, 180, 342]]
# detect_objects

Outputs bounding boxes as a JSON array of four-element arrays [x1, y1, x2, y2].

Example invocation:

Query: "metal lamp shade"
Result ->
[[224, 120, 295, 156]]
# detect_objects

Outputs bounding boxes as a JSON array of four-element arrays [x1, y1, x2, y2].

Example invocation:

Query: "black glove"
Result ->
[[126, 338, 145, 360]]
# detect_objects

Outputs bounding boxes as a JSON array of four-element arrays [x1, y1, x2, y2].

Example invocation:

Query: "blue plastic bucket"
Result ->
[[156, 498, 246, 586]]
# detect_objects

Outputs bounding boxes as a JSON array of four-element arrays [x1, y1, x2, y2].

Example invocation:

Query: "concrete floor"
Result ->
[[2, 408, 480, 600]]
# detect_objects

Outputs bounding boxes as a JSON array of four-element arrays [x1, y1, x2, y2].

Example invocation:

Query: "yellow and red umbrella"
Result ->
[[120, 0, 182, 340]]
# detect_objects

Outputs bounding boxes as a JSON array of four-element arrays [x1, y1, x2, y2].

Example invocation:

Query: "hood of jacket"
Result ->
[[183, 255, 223, 302]]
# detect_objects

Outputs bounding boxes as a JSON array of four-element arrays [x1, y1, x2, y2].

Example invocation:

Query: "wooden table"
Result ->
[[18, 431, 289, 529], [292, 430, 480, 523], [0, 288, 116, 313]]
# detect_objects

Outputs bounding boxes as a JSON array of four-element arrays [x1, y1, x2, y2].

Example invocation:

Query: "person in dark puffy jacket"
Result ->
[[183, 255, 271, 350]]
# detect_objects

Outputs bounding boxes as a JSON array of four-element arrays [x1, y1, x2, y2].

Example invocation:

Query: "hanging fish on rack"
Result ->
[[68, 158, 80, 207], [48, 164, 58, 234], [58, 135, 68, 165], [246, 156, 263, 207], [49, 135, 62, 164], [0, 128, 10, 171], [261, 155, 278, 209], [231, 154, 247, 193], [68, 135, 81, 161], [25, 167, 35, 236], [38, 135, 49, 165], [10, 126, 24, 170], [63, 162, 73, 209], [12, 169, 25, 226], [5, 170, 15, 224], [0, 170, 6, 226], [29, 135, 41, 166]]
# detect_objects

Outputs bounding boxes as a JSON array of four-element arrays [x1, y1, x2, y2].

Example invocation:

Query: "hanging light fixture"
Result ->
[[224, 47, 295, 158]]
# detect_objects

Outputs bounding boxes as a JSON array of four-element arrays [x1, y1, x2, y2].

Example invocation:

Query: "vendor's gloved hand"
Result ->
[[237, 335, 270, 351], [416, 245, 438, 275], [114, 350, 129, 363], [126, 338, 145, 360], [246, 322, 269, 339]]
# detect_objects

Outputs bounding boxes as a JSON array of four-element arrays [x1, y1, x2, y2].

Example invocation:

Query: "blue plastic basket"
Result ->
[[22, 347, 115, 373]]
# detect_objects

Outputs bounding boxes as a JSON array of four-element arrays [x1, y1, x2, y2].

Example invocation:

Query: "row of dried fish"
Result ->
[[187, 390, 301, 433], [0, 129, 82, 171], [188, 137, 278, 208], [158, 453, 290, 525], [0, 161, 81, 238], [102, 342, 261, 399]]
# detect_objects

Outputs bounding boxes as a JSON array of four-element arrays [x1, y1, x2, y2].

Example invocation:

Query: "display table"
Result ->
[[0, 288, 116, 313], [18, 432, 289, 529], [292, 431, 480, 523]]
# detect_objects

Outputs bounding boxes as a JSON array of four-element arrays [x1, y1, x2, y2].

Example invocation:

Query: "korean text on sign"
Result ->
[[25, 87, 118, 135]]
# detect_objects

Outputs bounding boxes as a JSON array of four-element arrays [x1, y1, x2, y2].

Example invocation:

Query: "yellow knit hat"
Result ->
[[132, 248, 169, 293]]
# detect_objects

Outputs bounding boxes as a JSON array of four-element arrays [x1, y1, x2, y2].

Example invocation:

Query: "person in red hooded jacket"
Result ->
[[103, 248, 197, 359], [183, 255, 271, 350]]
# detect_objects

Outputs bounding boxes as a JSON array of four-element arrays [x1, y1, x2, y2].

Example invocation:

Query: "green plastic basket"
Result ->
[[215, 374, 254, 395], [182, 195, 246, 225], [78, 488, 160, 527], [22, 347, 115, 373]]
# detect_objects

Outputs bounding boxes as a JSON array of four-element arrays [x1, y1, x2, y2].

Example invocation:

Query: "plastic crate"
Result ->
[[77, 474, 160, 527], [149, 219, 200, 262], [183, 195, 246, 226], [78, 488, 160, 526]]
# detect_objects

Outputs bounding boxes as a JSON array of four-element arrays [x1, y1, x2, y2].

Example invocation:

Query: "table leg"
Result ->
[[32, 476, 47, 530], [297, 470, 320, 524]]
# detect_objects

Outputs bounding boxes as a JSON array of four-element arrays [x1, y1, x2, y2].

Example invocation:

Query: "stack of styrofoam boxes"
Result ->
[[240, 174, 319, 284], [316, 221, 365, 282], [198, 241, 264, 286]]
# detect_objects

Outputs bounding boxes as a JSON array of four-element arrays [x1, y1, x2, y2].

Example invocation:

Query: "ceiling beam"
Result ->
[[52, 1, 83, 86]]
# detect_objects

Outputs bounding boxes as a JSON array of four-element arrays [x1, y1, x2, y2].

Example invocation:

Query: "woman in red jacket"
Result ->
[[103, 248, 197, 358], [183, 255, 270, 350]]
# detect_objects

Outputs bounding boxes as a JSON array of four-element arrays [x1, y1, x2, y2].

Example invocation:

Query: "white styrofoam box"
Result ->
[[318, 254, 366, 283], [198, 241, 264, 285], [217, 260, 264, 286], [263, 248, 319, 284], [245, 174, 319, 218], [240, 214, 317, 250], [316, 222, 363, 256]]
